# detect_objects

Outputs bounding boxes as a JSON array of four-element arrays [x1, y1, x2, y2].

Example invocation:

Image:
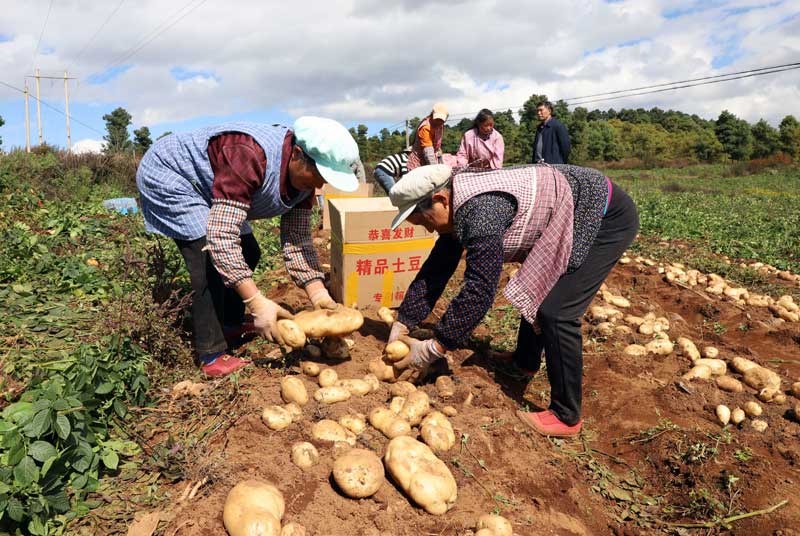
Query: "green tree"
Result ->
[[692, 128, 726, 162], [133, 126, 153, 154], [779, 115, 800, 158], [714, 110, 753, 160], [102, 107, 132, 152], [0, 113, 4, 147], [750, 119, 780, 158]]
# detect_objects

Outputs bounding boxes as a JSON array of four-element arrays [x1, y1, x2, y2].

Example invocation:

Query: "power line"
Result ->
[[89, 0, 208, 80], [0, 79, 105, 136], [30, 0, 55, 71], [67, 0, 128, 72]]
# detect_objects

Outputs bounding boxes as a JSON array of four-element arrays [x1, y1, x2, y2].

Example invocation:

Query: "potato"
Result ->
[[744, 401, 763, 417], [398, 391, 431, 426], [332, 448, 385, 498], [300, 361, 320, 377], [609, 296, 630, 308], [676, 337, 700, 362], [757, 388, 779, 403], [751, 419, 768, 432], [291, 442, 319, 469], [368, 358, 397, 382], [731, 357, 759, 374], [742, 367, 781, 391], [476, 530, 494, 536], [314, 386, 352, 404], [262, 406, 293, 431], [284, 403, 303, 421], [694, 358, 726, 376], [420, 411, 456, 452], [442, 406, 458, 417], [377, 306, 396, 325], [390, 381, 417, 397], [281, 377, 308, 406], [747, 294, 771, 307], [702, 347, 719, 359], [593, 322, 614, 337], [281, 522, 306, 536], [777, 295, 799, 312], [362, 373, 380, 392], [389, 396, 406, 414], [293, 307, 364, 338], [171, 380, 209, 399], [311, 419, 356, 446], [369, 407, 412, 439], [318, 368, 338, 387], [476, 514, 513, 536], [715, 376, 744, 393], [623, 344, 647, 357], [716, 405, 731, 425], [336, 379, 372, 396], [304, 345, 322, 360], [435, 376, 455, 398], [638, 322, 655, 335], [223, 480, 284, 536], [682, 365, 712, 381], [731, 407, 746, 425], [384, 436, 458, 515], [792, 381, 800, 398], [773, 394, 787, 404], [655, 317, 670, 331], [646, 338, 674, 356], [321, 337, 350, 359], [794, 404, 800, 423], [614, 325, 633, 337], [771, 304, 800, 323], [277, 319, 306, 349], [339, 414, 367, 435], [624, 315, 645, 327], [385, 341, 410, 362], [724, 287, 748, 301]]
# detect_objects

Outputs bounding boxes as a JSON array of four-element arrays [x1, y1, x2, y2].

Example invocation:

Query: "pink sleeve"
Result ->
[[495, 132, 505, 168], [456, 131, 469, 167]]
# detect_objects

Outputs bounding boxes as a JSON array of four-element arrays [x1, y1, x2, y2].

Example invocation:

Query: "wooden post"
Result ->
[[64, 71, 71, 150], [405, 119, 410, 149], [24, 81, 31, 153], [35, 68, 43, 145]]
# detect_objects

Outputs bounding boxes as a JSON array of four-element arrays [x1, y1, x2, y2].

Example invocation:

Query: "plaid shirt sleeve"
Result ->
[[397, 234, 463, 329], [207, 199, 253, 287], [280, 206, 324, 286]]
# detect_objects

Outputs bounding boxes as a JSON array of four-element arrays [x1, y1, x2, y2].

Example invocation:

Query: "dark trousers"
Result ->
[[513, 186, 639, 425], [174, 234, 261, 358]]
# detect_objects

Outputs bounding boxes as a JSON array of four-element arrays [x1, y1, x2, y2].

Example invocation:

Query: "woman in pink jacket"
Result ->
[[456, 109, 504, 169]]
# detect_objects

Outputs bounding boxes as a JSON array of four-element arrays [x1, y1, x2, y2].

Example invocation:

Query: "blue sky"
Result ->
[[1, 0, 799, 150]]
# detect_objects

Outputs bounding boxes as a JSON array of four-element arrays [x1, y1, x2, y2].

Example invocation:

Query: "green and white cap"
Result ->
[[293, 116, 360, 192]]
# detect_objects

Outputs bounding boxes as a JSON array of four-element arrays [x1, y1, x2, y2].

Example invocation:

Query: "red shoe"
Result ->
[[201, 354, 250, 377], [516, 410, 582, 437], [489, 350, 536, 378]]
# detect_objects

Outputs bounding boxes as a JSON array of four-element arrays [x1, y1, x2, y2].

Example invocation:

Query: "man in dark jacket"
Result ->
[[532, 101, 571, 164]]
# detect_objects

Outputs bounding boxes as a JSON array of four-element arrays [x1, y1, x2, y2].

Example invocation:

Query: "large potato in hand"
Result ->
[[294, 307, 364, 338], [332, 448, 385, 498], [276, 320, 306, 349], [384, 436, 457, 515], [223, 480, 284, 536]]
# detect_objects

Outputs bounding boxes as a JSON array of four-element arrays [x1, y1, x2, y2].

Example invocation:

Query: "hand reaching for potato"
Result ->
[[394, 337, 446, 384], [243, 291, 294, 345], [387, 321, 409, 343], [305, 280, 339, 310]]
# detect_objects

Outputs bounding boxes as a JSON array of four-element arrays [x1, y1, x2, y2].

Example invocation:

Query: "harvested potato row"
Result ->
[[223, 480, 285, 536], [384, 436, 458, 515], [332, 448, 385, 498]]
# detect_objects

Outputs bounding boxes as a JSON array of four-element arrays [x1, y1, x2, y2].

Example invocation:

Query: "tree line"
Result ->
[[349, 94, 800, 167]]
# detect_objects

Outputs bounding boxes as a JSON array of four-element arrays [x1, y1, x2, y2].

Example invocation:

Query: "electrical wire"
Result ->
[[29, 0, 55, 71], [67, 0, 128, 72], [0, 79, 105, 136]]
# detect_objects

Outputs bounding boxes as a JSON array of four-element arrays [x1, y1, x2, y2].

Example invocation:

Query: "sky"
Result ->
[[0, 0, 799, 150]]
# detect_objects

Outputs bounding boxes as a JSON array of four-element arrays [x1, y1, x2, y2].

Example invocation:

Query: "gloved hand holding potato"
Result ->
[[394, 336, 446, 384]]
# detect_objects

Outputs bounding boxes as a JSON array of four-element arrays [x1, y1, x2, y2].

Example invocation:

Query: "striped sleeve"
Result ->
[[280, 207, 325, 286], [207, 199, 254, 287]]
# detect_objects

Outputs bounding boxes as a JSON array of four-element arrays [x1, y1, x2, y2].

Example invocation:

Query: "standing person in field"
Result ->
[[137, 117, 359, 377], [456, 109, 505, 169], [373, 147, 411, 194], [532, 101, 571, 164], [385, 163, 638, 437], [407, 102, 449, 170]]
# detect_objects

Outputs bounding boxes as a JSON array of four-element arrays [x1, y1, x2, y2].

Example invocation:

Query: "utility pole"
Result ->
[[405, 119, 410, 149], [63, 71, 71, 150], [24, 80, 31, 153], [35, 68, 43, 145]]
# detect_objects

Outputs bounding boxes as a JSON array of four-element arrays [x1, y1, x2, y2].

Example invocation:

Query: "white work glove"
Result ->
[[394, 337, 446, 384], [306, 283, 338, 310], [243, 292, 294, 345], [387, 321, 409, 344]]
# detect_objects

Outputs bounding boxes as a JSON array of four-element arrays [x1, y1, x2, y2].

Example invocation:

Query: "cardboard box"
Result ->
[[321, 182, 374, 230], [329, 197, 436, 308]]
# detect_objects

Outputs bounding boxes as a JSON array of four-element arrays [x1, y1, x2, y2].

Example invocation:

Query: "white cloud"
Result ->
[[70, 138, 105, 154], [1, 0, 798, 136]]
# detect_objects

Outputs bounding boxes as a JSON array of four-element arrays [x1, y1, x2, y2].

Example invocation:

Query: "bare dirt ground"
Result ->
[[128, 233, 800, 536]]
